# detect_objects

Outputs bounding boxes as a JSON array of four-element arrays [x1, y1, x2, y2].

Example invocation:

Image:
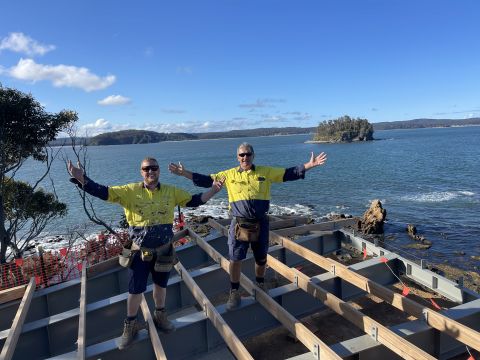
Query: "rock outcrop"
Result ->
[[406, 223, 432, 249], [360, 200, 387, 234]]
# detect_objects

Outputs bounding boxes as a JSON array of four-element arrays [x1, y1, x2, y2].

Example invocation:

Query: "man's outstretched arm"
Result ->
[[283, 151, 327, 181], [185, 178, 225, 207], [169, 162, 213, 188], [67, 160, 109, 200]]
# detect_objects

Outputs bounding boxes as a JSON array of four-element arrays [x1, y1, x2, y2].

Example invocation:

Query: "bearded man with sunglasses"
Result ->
[[168, 142, 326, 311], [68, 157, 223, 349]]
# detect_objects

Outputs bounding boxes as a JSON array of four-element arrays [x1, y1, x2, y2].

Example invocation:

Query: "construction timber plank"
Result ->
[[77, 261, 87, 360], [267, 255, 435, 360], [140, 294, 167, 360], [174, 261, 253, 360], [0, 285, 28, 306], [0, 278, 35, 360], [210, 219, 436, 360], [266, 229, 480, 352], [187, 228, 343, 360]]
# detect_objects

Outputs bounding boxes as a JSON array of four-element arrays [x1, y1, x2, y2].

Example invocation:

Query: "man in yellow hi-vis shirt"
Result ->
[[68, 157, 223, 349], [169, 142, 326, 311]]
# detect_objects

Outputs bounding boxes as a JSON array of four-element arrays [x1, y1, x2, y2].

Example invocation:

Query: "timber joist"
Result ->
[[0, 216, 479, 359], [207, 217, 480, 358]]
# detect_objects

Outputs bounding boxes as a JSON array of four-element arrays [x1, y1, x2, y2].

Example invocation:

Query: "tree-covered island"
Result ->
[[89, 129, 196, 145], [309, 115, 374, 143]]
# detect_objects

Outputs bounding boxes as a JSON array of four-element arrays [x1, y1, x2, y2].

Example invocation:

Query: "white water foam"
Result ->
[[400, 190, 475, 203], [269, 203, 315, 217]]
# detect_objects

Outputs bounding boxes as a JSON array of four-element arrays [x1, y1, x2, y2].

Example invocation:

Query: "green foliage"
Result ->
[[0, 84, 77, 262], [314, 115, 374, 142], [3, 178, 67, 221], [89, 130, 197, 145], [373, 117, 480, 130], [0, 85, 77, 171]]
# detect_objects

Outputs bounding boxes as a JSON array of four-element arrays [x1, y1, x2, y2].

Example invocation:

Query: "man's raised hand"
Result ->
[[168, 162, 184, 176], [305, 152, 327, 170], [67, 160, 85, 184]]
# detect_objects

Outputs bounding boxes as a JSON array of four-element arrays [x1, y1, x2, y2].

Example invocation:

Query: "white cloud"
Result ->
[[98, 95, 131, 106], [82, 118, 111, 130], [6, 58, 115, 92], [0, 32, 55, 56], [80, 118, 131, 136], [78, 117, 271, 137]]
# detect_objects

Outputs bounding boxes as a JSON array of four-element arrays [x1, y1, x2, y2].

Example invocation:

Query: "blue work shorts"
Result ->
[[228, 217, 269, 262], [128, 252, 170, 294]]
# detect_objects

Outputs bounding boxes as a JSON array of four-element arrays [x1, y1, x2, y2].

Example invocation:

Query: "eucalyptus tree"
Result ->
[[0, 84, 77, 262]]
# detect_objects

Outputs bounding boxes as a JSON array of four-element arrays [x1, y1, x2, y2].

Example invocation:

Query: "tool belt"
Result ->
[[153, 242, 177, 272], [234, 217, 261, 242], [118, 241, 177, 272]]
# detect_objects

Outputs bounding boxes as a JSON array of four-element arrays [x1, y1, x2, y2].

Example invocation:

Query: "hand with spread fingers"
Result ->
[[67, 160, 85, 185], [304, 152, 327, 170], [168, 162, 193, 180], [212, 177, 225, 193], [168, 162, 184, 175]]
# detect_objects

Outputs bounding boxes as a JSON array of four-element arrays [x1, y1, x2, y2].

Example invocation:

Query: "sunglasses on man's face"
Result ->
[[142, 165, 159, 172], [238, 153, 252, 157]]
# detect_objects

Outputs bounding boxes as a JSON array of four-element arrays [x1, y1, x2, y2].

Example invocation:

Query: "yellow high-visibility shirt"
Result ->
[[108, 182, 192, 227], [212, 165, 285, 202]]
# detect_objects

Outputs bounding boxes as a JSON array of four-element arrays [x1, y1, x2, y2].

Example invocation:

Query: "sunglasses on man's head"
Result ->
[[238, 153, 252, 157], [142, 165, 159, 172]]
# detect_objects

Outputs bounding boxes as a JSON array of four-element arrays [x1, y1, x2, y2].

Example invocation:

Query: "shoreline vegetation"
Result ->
[[312, 115, 374, 143], [50, 117, 480, 146]]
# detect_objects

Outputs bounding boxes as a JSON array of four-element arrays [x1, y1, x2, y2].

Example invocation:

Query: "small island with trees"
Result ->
[[309, 115, 374, 143]]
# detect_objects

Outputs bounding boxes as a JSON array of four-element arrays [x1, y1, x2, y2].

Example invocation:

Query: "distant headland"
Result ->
[[51, 117, 480, 146]]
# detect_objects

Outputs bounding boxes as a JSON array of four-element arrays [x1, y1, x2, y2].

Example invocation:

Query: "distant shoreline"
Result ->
[[51, 119, 480, 147]]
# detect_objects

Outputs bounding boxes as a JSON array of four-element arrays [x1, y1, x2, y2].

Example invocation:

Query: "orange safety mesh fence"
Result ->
[[0, 231, 129, 291], [0, 217, 188, 292]]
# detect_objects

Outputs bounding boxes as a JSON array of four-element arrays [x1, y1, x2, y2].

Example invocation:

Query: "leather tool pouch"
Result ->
[[119, 240, 137, 268], [154, 243, 177, 272], [235, 218, 260, 242]]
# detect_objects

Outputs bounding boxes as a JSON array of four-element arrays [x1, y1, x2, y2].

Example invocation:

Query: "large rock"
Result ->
[[361, 200, 387, 234]]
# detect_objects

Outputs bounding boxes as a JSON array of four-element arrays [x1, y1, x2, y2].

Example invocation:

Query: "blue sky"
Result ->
[[1, 1, 479, 135]]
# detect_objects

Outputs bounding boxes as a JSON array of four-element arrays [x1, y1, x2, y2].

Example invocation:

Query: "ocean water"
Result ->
[[14, 126, 480, 270]]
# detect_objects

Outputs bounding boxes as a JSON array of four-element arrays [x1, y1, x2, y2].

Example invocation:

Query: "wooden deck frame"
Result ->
[[0, 284, 29, 306], [0, 278, 35, 360], [209, 219, 436, 360], [140, 295, 167, 360], [173, 261, 254, 360], [259, 222, 480, 352], [77, 261, 87, 360], [186, 228, 343, 360]]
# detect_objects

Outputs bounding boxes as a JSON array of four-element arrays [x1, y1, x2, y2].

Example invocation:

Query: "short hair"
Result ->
[[237, 142, 254, 154], [141, 157, 158, 165]]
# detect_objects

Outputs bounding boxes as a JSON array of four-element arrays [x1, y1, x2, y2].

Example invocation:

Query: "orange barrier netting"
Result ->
[[0, 231, 129, 291], [1, 217, 188, 292]]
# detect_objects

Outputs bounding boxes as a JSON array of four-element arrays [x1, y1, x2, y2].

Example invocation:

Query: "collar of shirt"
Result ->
[[237, 164, 256, 173], [143, 182, 161, 190]]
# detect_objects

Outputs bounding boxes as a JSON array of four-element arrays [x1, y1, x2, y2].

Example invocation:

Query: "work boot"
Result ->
[[118, 318, 139, 350], [226, 289, 241, 311], [153, 309, 175, 333]]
